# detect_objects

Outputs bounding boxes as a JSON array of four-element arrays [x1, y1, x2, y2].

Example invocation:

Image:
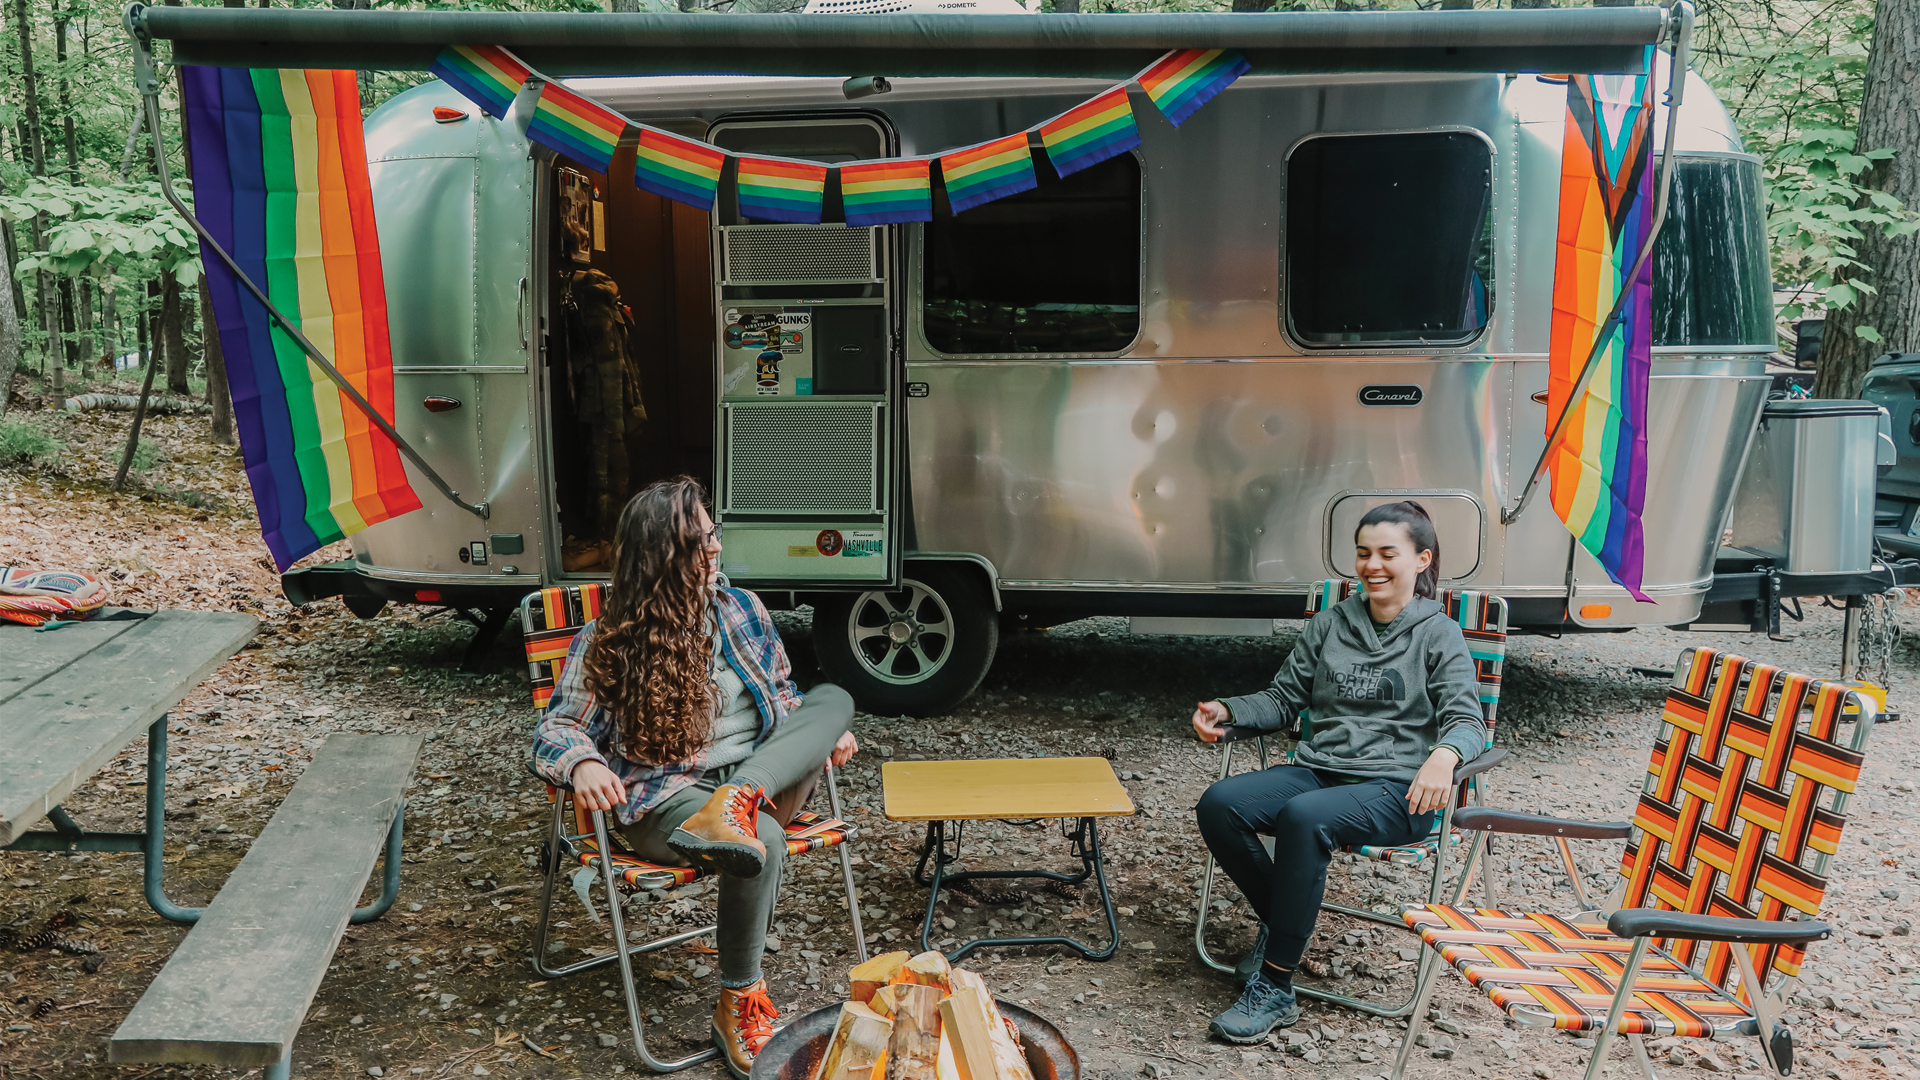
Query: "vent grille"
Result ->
[[725, 403, 881, 514], [722, 226, 878, 284]]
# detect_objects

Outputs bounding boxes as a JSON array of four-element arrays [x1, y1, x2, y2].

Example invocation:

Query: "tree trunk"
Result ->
[[78, 278, 93, 368], [55, 3, 75, 179], [0, 204, 21, 418], [201, 272, 233, 444], [1817, 0, 1920, 399], [162, 275, 189, 395], [13, 0, 54, 383], [57, 276, 76, 373], [1439, 0, 1474, 8], [1231, 0, 1275, 11], [114, 296, 158, 492]]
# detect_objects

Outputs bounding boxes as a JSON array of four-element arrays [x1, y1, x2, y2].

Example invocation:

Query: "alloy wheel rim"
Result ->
[[846, 579, 954, 686]]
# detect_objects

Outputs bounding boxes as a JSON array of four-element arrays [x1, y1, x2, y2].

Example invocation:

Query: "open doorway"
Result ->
[[543, 140, 715, 575]]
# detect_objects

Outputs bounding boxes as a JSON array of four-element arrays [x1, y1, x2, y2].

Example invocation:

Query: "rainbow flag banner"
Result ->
[[429, 44, 531, 120], [840, 158, 933, 226], [736, 155, 829, 224], [635, 126, 727, 212], [939, 133, 1037, 213], [181, 66, 422, 571], [1136, 48, 1250, 128], [1035, 86, 1140, 177], [528, 79, 629, 175], [1544, 72, 1658, 602]]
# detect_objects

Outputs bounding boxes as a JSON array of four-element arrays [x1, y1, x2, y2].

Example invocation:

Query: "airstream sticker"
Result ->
[[1359, 385, 1424, 407], [844, 531, 883, 557], [816, 530, 845, 556]]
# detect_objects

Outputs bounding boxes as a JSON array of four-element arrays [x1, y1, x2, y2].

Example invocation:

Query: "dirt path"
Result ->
[[2, 433, 1916, 1080]]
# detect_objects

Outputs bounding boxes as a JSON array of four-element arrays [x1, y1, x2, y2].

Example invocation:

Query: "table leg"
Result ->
[[916, 817, 1119, 964], [142, 717, 204, 925]]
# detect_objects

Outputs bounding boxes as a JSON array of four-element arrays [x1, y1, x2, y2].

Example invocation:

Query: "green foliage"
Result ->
[[0, 416, 64, 466], [0, 178, 199, 283], [129, 436, 162, 471]]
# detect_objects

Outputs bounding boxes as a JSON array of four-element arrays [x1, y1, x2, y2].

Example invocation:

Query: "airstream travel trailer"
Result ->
[[130, 6, 1899, 716]]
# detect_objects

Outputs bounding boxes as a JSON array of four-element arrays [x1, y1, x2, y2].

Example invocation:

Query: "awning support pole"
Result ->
[[125, 6, 489, 523], [1499, 1, 1693, 528]]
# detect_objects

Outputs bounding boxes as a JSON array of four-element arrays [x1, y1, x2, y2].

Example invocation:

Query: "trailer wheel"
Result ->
[[811, 564, 998, 718]]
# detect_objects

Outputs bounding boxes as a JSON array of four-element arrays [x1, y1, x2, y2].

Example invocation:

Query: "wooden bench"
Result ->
[[108, 734, 421, 1079]]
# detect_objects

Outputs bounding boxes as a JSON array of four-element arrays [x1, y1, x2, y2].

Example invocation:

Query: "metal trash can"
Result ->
[[1728, 400, 1886, 574]]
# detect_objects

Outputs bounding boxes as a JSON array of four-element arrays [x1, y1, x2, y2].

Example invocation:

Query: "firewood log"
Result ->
[[814, 1001, 893, 1080], [940, 987, 1034, 1080], [868, 983, 901, 1019], [893, 950, 952, 992], [884, 982, 946, 1080], [849, 951, 911, 1005], [936, 1030, 962, 1080]]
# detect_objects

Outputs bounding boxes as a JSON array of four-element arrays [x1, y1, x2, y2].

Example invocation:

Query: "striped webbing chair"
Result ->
[[1193, 579, 1510, 1018], [520, 584, 867, 1073], [1389, 649, 1876, 1080]]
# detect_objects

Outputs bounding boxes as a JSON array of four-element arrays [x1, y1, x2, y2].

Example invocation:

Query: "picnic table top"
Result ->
[[880, 757, 1135, 822], [0, 608, 258, 845]]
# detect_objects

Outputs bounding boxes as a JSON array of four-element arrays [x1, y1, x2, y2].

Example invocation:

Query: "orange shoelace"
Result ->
[[731, 984, 780, 1052], [724, 784, 770, 839]]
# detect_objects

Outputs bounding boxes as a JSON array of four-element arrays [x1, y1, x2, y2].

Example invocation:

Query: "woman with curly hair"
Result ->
[[529, 477, 857, 1076]]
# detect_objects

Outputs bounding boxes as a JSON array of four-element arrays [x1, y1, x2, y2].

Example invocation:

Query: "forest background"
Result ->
[[0, 0, 1908, 453]]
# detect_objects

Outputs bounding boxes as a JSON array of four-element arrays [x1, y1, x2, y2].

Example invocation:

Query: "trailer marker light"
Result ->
[[415, 590, 443, 603], [424, 396, 462, 412], [1579, 604, 1612, 620], [433, 107, 469, 124]]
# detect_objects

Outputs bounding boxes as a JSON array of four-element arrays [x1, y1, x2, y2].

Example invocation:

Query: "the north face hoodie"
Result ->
[[1218, 593, 1485, 782]]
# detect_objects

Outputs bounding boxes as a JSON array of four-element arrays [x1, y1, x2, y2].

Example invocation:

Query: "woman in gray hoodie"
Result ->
[[1192, 501, 1484, 1044]]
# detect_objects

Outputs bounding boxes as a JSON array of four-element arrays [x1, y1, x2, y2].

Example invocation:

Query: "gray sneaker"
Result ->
[[1235, 924, 1270, 988], [1209, 971, 1300, 1044]]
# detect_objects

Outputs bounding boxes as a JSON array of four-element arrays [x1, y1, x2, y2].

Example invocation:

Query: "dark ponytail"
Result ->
[[1356, 501, 1441, 600]]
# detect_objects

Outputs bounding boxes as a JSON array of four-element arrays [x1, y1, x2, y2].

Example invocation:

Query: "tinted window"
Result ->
[[1651, 156, 1774, 347], [1286, 132, 1494, 347], [922, 153, 1140, 355]]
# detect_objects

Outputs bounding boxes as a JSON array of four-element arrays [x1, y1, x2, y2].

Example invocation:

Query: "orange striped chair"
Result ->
[[1193, 579, 1510, 1018], [520, 584, 866, 1073], [1389, 648, 1878, 1080]]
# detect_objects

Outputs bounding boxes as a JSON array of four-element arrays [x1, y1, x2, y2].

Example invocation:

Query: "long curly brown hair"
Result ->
[[581, 477, 717, 766]]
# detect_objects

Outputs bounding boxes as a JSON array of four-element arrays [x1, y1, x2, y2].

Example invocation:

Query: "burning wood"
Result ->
[[812, 951, 1034, 1080]]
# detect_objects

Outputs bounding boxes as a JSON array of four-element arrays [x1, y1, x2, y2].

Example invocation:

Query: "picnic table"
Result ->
[[0, 607, 258, 921]]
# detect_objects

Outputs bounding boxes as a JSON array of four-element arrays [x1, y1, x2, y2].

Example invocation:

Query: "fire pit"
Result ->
[[749, 1000, 1079, 1080]]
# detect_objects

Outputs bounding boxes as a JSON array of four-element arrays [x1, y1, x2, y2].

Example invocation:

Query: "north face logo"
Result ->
[[1334, 664, 1404, 702]]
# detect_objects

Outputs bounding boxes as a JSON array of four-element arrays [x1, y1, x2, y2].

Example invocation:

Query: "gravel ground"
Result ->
[[3, 449, 1918, 1080]]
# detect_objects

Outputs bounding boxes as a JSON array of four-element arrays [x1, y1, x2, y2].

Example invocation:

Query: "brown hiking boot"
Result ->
[[667, 783, 770, 878], [711, 978, 779, 1078]]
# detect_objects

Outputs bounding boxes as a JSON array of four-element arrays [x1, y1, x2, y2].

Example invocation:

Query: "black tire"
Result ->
[[810, 563, 999, 717]]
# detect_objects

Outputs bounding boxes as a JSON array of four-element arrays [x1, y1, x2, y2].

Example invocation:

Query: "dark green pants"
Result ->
[[618, 684, 854, 986]]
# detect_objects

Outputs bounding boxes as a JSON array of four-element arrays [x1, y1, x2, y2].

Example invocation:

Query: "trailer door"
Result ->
[[707, 116, 899, 590]]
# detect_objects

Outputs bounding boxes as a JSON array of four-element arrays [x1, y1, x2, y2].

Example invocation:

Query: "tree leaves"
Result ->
[[0, 177, 198, 284]]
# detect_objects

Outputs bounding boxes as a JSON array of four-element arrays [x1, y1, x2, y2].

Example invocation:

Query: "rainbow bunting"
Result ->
[[1035, 86, 1140, 177], [181, 67, 422, 572], [635, 126, 726, 212], [1544, 71, 1658, 603], [429, 44, 531, 120], [1136, 48, 1250, 128], [528, 79, 629, 175], [839, 158, 933, 226], [735, 155, 829, 224], [939, 133, 1037, 214]]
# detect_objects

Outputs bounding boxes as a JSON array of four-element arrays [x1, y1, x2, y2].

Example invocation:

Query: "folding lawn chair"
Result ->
[[1193, 579, 1510, 1017], [519, 584, 869, 1073], [1389, 647, 1876, 1080]]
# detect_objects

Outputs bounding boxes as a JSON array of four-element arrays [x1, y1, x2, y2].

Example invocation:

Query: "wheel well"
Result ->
[[901, 555, 1001, 611]]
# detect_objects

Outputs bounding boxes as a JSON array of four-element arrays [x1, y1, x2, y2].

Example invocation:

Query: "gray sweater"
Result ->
[[1220, 594, 1485, 782]]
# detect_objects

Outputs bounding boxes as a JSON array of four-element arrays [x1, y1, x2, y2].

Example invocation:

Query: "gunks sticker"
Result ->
[[1358, 384, 1424, 407]]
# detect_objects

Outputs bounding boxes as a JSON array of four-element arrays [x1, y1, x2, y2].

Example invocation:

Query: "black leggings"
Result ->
[[1195, 765, 1435, 970]]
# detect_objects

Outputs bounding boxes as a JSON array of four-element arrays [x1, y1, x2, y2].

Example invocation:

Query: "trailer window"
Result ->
[[922, 153, 1140, 355], [1285, 132, 1493, 347], [1651, 156, 1773, 347]]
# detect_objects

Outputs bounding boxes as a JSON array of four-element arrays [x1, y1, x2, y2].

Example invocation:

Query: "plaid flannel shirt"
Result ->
[[527, 584, 805, 825]]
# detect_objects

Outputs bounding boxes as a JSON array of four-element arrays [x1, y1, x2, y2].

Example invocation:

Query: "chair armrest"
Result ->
[[1607, 909, 1831, 946], [1212, 725, 1276, 745], [1451, 747, 1509, 783], [1451, 807, 1632, 839]]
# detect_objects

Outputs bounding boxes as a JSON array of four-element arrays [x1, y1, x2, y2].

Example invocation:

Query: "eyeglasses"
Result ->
[[703, 523, 725, 545]]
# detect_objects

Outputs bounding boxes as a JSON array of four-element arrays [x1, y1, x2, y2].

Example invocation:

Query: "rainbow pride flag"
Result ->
[[840, 158, 932, 226], [429, 44, 531, 120], [635, 126, 726, 212], [181, 67, 421, 571], [1545, 72, 1658, 602], [1137, 48, 1250, 128], [736, 155, 828, 224], [939, 134, 1037, 213], [1036, 86, 1140, 177], [528, 79, 629, 175]]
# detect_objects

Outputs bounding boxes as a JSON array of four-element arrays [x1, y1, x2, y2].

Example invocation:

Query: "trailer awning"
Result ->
[[132, 8, 1668, 80]]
